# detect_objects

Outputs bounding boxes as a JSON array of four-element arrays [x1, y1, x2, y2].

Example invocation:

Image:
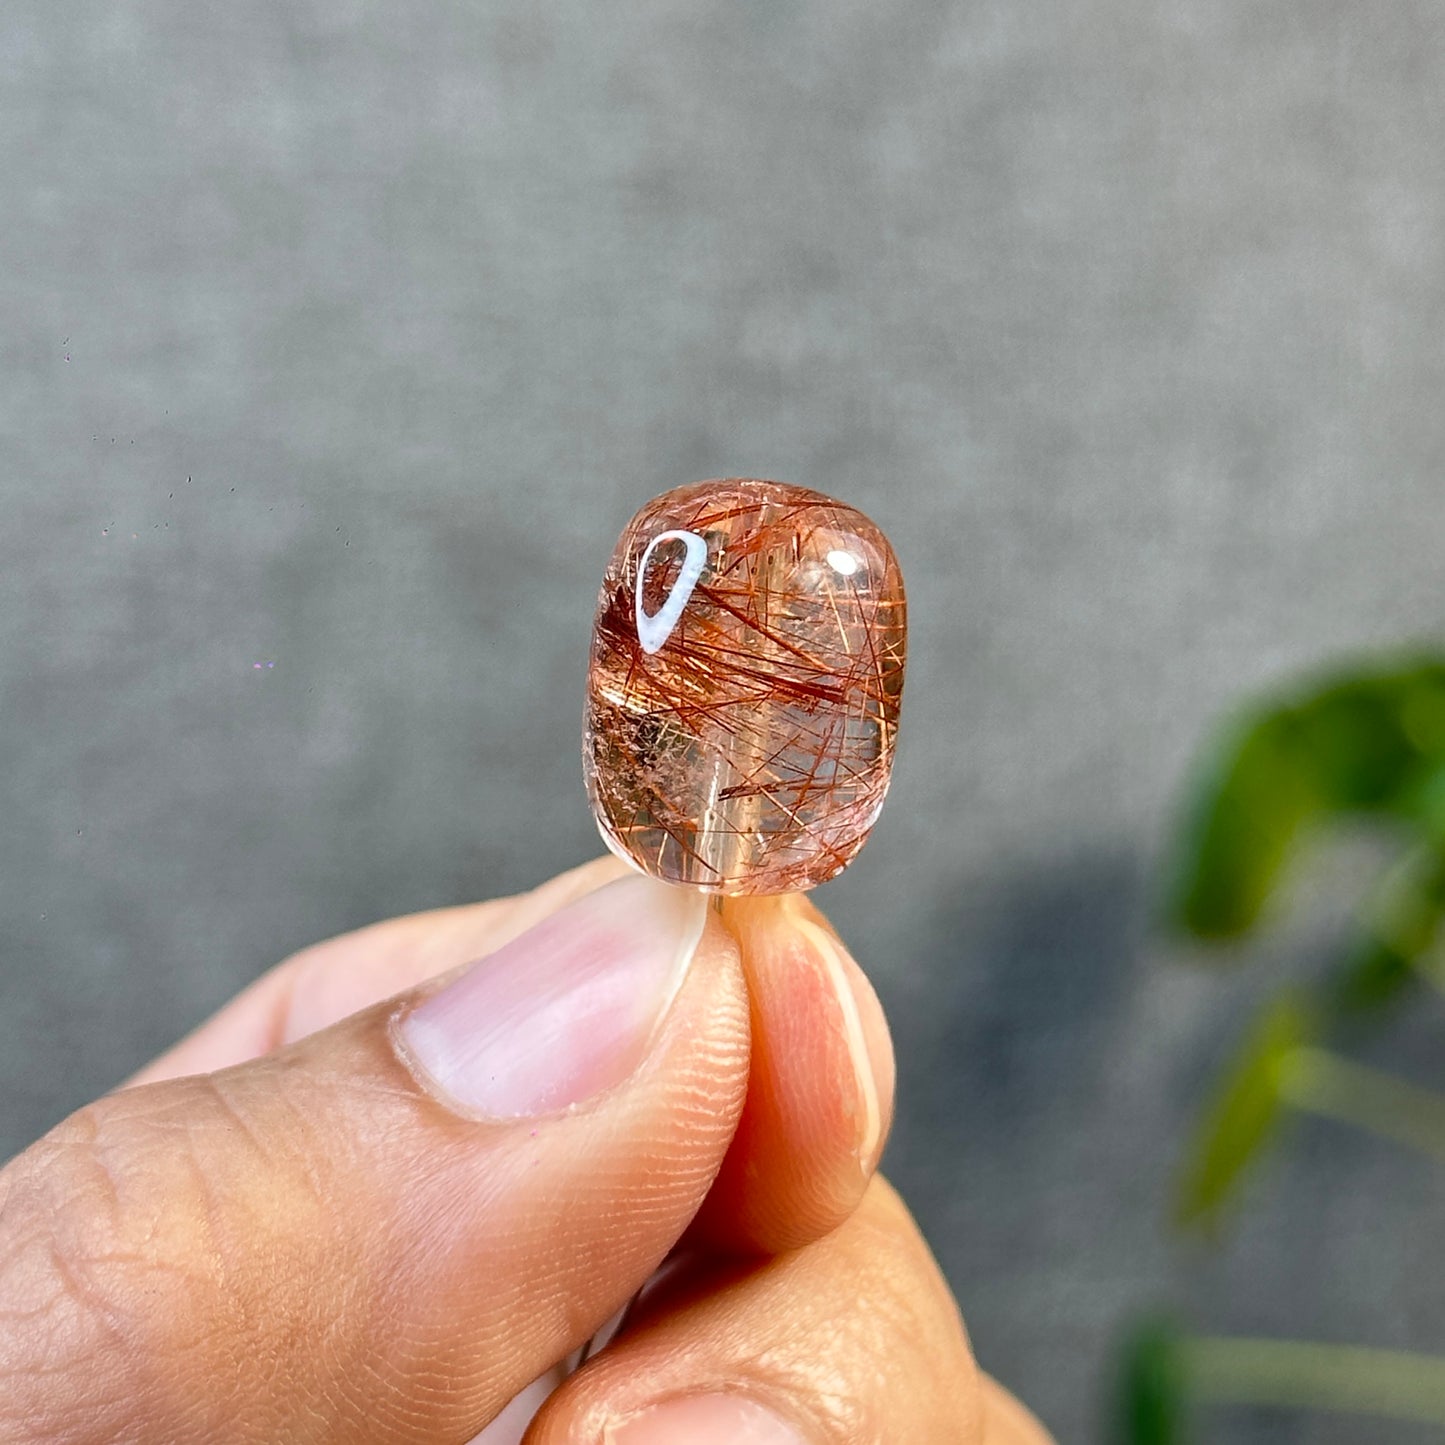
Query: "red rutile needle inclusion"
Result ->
[[583, 478, 906, 894]]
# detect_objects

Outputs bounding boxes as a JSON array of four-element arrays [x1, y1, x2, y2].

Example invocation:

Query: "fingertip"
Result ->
[[981, 1375, 1057, 1445], [281, 856, 636, 1046], [787, 896, 896, 1175], [124, 856, 633, 1087], [513, 853, 636, 920], [689, 894, 896, 1254]]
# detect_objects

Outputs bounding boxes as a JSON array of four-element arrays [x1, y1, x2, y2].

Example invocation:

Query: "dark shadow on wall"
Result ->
[[896, 847, 1147, 1143]]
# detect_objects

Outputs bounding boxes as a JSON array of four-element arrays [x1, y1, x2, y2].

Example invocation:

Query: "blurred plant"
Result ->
[[1112, 656, 1445, 1440]]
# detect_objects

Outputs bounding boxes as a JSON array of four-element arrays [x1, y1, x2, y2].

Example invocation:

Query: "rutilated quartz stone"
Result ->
[[583, 479, 906, 895]]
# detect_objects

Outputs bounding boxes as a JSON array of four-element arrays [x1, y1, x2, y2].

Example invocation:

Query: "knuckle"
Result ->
[[0, 1086, 259, 1440], [0, 1107, 150, 1437]]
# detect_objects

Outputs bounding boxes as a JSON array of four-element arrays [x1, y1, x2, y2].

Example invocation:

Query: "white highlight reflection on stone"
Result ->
[[635, 528, 707, 655]]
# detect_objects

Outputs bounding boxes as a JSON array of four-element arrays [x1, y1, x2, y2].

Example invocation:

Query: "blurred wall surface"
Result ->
[[5, 4, 1445, 1439]]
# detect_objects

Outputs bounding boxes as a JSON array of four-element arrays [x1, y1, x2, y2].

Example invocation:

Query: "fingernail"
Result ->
[[790, 907, 895, 1173], [395, 875, 705, 1118], [606, 1394, 810, 1444]]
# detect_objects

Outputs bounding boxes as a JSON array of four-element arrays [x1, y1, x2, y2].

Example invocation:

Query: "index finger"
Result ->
[[689, 892, 896, 1253]]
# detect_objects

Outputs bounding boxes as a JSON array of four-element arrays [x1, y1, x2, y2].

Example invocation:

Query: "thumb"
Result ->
[[0, 876, 749, 1445]]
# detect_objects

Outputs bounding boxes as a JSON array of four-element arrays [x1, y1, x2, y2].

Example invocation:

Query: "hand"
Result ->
[[0, 859, 1051, 1443]]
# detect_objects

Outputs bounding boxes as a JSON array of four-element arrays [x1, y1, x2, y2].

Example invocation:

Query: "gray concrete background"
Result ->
[[5, 3, 1445, 1439]]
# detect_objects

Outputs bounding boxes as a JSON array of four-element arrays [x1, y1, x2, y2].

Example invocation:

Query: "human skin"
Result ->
[[0, 857, 1053, 1444]]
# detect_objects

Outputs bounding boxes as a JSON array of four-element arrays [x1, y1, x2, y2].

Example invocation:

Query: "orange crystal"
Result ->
[[583, 479, 906, 894]]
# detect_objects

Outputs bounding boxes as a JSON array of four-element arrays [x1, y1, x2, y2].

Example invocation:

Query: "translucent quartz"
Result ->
[[583, 479, 906, 895]]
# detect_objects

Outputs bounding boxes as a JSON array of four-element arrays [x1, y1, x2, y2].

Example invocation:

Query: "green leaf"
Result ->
[[1168, 711, 1317, 938], [1293, 675, 1426, 811], [1167, 657, 1445, 940], [1111, 1318, 1193, 1445], [1327, 934, 1418, 1016], [1327, 847, 1445, 1015], [1174, 996, 1315, 1231], [1185, 1336, 1445, 1425]]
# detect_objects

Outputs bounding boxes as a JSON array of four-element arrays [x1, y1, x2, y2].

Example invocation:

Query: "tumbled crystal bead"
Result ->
[[583, 479, 906, 895]]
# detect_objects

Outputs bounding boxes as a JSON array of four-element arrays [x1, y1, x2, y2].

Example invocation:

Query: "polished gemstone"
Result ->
[[583, 478, 906, 895]]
